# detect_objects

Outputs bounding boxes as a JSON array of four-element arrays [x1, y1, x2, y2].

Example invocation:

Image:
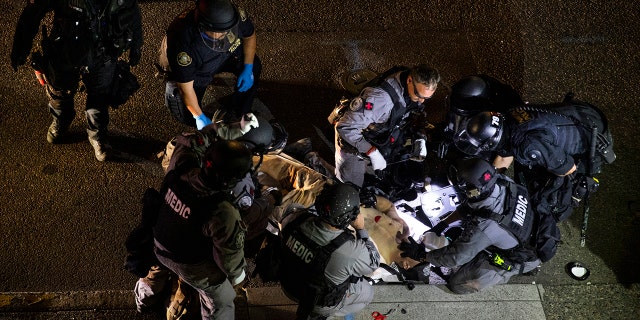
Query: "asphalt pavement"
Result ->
[[1, 0, 640, 319]]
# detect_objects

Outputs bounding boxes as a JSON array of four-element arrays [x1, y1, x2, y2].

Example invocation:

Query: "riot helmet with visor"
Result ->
[[453, 111, 505, 156]]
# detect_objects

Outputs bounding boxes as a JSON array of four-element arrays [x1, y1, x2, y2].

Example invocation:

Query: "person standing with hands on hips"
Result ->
[[160, 0, 261, 129]]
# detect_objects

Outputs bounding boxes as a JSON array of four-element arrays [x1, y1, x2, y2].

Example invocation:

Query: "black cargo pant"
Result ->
[[44, 57, 116, 141]]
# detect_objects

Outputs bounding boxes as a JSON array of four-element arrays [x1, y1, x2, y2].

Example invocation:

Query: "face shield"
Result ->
[[199, 23, 240, 52], [453, 126, 484, 156], [452, 114, 503, 156]]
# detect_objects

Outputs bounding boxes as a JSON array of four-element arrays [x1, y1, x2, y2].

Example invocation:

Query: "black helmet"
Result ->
[[268, 120, 289, 154], [448, 158, 498, 201], [236, 116, 274, 154], [201, 139, 252, 189], [195, 0, 240, 32], [315, 182, 360, 229], [237, 117, 288, 155], [453, 111, 504, 156], [450, 76, 492, 117]]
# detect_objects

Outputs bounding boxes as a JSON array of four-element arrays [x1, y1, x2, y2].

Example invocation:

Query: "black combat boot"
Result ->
[[46, 106, 75, 144], [46, 117, 66, 143], [87, 129, 112, 161]]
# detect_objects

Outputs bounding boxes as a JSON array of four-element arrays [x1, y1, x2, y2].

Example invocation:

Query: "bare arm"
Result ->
[[560, 164, 577, 176], [242, 32, 257, 65], [493, 155, 513, 170], [176, 81, 203, 117]]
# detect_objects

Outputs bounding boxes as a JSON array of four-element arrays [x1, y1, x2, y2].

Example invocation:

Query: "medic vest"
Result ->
[[279, 212, 354, 308], [153, 170, 229, 264], [476, 180, 535, 257], [46, 0, 139, 66]]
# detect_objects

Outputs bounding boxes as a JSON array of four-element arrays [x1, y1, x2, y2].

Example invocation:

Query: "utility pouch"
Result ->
[[31, 51, 46, 72], [165, 81, 195, 127], [596, 129, 616, 164], [571, 175, 599, 207], [30, 51, 47, 86], [362, 124, 402, 158]]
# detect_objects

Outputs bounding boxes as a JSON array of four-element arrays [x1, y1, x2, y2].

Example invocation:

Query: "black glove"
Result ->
[[571, 174, 599, 206], [398, 237, 427, 262]]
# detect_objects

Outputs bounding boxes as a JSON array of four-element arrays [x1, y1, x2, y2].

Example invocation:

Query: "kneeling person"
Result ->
[[136, 140, 252, 318], [279, 182, 380, 319], [399, 158, 540, 294]]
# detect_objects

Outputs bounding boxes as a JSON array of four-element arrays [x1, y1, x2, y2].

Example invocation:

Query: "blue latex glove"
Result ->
[[193, 113, 212, 130], [237, 64, 254, 92]]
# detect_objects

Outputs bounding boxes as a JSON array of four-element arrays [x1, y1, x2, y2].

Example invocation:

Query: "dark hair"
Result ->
[[410, 64, 441, 89]]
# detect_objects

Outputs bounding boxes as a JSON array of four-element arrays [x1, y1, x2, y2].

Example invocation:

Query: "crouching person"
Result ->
[[135, 139, 252, 319], [279, 182, 381, 320], [399, 158, 540, 294]]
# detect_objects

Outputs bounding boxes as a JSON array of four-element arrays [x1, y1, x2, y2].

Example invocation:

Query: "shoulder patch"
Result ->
[[364, 100, 374, 110], [177, 52, 192, 67], [234, 227, 246, 249]]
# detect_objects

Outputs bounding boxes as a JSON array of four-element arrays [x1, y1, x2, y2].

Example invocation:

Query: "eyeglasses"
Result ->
[[412, 81, 433, 100]]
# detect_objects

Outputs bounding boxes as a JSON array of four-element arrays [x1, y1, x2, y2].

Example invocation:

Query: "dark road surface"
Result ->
[[1, 0, 639, 319]]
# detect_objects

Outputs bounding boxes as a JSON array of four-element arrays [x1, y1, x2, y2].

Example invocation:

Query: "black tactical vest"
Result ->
[[152, 171, 227, 264], [279, 213, 353, 307], [507, 100, 613, 174], [47, 0, 138, 66], [362, 71, 421, 157]]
